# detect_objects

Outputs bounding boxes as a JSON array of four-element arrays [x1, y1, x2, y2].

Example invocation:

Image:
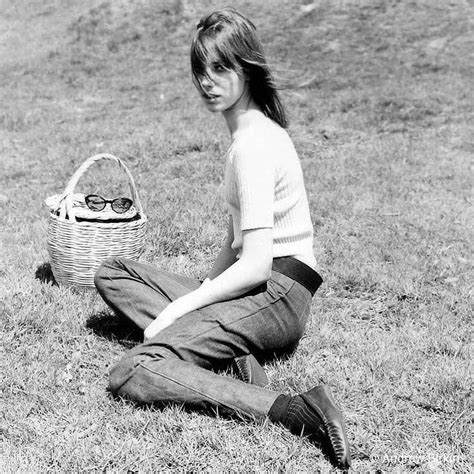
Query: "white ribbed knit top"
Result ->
[[225, 115, 317, 269]]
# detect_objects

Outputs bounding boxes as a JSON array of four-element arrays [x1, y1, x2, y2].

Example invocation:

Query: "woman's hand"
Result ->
[[143, 227, 272, 342], [143, 277, 215, 340], [143, 297, 190, 341], [143, 310, 177, 341]]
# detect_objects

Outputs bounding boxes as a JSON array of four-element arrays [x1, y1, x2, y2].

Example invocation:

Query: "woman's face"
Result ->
[[194, 62, 248, 113]]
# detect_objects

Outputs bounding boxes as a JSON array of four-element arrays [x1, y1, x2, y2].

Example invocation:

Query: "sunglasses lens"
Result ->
[[111, 198, 133, 213], [85, 195, 106, 211]]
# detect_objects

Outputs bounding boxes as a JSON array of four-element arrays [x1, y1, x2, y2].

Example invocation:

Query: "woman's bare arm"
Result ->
[[144, 226, 273, 339], [206, 216, 237, 280]]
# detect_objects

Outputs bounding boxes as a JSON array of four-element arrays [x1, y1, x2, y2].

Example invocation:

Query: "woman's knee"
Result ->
[[109, 354, 148, 402], [109, 352, 171, 404], [109, 355, 133, 394], [94, 257, 123, 291]]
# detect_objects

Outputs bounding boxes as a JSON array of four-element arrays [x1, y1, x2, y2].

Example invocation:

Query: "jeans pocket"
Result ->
[[266, 271, 295, 299]]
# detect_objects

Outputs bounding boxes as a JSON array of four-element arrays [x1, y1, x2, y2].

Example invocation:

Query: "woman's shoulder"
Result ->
[[234, 115, 293, 152]]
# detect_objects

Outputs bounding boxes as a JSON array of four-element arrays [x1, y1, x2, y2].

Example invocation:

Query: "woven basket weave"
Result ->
[[47, 153, 147, 287]]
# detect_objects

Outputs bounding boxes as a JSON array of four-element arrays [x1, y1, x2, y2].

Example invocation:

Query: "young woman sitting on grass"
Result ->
[[95, 7, 351, 469]]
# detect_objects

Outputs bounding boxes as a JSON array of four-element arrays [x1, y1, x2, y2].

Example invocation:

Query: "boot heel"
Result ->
[[233, 354, 269, 387]]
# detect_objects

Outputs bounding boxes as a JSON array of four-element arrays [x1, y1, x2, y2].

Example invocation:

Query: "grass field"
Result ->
[[1, 0, 472, 471]]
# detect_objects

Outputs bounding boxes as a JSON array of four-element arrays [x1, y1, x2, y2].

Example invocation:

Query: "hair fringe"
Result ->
[[190, 8, 289, 128]]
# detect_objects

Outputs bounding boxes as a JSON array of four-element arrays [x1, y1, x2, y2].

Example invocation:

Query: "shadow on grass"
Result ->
[[35, 262, 58, 285], [86, 311, 143, 348]]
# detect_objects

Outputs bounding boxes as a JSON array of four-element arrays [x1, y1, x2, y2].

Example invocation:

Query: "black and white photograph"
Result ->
[[1, 0, 472, 471]]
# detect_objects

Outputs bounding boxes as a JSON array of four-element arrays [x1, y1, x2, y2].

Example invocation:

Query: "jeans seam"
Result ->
[[160, 283, 296, 350], [220, 285, 295, 333], [138, 362, 243, 413]]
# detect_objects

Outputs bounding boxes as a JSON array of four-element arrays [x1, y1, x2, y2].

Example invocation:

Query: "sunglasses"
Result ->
[[85, 194, 133, 214]]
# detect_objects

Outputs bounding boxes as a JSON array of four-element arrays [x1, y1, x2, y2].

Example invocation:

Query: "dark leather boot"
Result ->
[[232, 354, 269, 387], [300, 385, 352, 469]]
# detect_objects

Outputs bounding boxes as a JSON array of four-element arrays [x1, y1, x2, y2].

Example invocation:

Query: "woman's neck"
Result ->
[[223, 97, 264, 138]]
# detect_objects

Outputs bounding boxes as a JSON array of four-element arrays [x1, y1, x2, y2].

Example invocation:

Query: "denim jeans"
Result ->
[[94, 257, 313, 419]]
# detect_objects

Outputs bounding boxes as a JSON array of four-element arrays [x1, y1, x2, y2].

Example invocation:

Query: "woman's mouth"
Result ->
[[203, 93, 219, 102]]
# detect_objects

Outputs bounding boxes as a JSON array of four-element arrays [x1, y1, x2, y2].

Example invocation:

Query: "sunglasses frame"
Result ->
[[85, 194, 133, 214]]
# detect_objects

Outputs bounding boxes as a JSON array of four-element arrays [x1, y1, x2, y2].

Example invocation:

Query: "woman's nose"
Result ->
[[200, 73, 214, 89]]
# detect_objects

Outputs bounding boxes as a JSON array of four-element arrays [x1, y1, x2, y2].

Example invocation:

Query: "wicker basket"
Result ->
[[46, 153, 147, 287]]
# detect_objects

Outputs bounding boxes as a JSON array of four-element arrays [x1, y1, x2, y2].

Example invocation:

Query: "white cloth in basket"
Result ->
[[45, 193, 139, 221]]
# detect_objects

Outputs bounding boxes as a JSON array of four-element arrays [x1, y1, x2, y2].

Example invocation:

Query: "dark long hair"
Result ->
[[190, 8, 288, 128]]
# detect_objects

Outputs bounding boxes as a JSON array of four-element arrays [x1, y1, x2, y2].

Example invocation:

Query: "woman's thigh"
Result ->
[[129, 270, 312, 368], [95, 257, 202, 330]]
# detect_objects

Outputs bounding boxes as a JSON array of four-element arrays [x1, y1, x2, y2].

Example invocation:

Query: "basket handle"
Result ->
[[57, 153, 145, 222]]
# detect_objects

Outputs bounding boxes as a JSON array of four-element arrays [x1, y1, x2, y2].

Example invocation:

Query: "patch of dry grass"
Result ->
[[1, 0, 472, 471]]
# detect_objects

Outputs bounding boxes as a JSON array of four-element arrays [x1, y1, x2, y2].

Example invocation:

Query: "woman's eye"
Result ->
[[213, 64, 225, 72]]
